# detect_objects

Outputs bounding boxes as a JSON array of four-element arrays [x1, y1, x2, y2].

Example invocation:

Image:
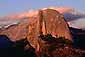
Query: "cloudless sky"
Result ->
[[0, 0, 85, 17]]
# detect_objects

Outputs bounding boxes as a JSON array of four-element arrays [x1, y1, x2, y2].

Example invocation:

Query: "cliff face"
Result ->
[[0, 9, 72, 51], [42, 9, 72, 39]]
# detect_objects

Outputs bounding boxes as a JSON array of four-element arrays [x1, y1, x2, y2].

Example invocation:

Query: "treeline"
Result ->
[[0, 34, 85, 57]]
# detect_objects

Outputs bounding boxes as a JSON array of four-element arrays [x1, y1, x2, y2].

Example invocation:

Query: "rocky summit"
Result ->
[[0, 8, 74, 57]]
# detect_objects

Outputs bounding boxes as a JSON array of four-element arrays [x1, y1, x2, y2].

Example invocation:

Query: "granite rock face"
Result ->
[[42, 9, 72, 40], [0, 9, 72, 52]]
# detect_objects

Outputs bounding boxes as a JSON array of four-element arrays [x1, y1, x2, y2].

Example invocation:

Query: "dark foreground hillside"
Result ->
[[0, 34, 85, 57], [70, 27, 85, 49], [0, 35, 36, 57]]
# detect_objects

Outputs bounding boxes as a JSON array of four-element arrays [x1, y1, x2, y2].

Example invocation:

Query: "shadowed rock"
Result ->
[[37, 34, 85, 57]]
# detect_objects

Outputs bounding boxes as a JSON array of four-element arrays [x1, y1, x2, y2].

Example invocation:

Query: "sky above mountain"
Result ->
[[0, 0, 85, 17]]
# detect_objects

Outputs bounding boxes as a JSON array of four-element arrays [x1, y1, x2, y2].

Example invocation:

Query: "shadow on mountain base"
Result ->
[[70, 27, 85, 50], [0, 35, 36, 57], [0, 33, 85, 57]]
